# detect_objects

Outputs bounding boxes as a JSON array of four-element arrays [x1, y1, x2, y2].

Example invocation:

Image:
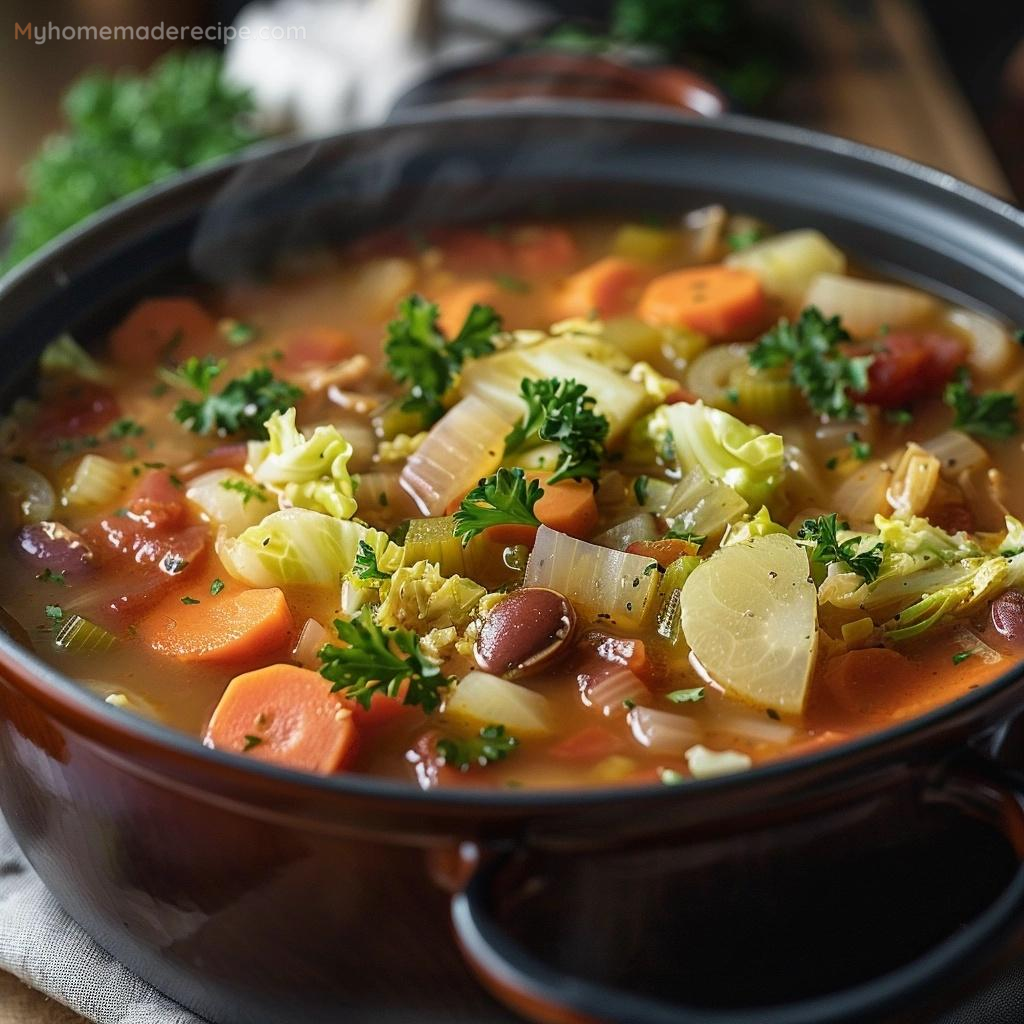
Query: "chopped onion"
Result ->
[[958, 466, 1009, 532], [400, 396, 510, 515], [832, 459, 892, 531], [663, 467, 747, 539], [524, 525, 659, 629], [293, 617, 328, 668], [685, 744, 752, 779], [0, 459, 55, 524], [594, 513, 659, 550], [349, 257, 418, 317], [353, 471, 418, 525], [886, 443, 940, 519], [803, 274, 936, 337], [680, 204, 726, 263], [580, 663, 650, 716], [922, 430, 989, 479], [445, 670, 553, 736], [627, 706, 701, 753], [186, 469, 268, 537], [949, 625, 1002, 666], [945, 308, 1014, 378], [700, 701, 796, 745]]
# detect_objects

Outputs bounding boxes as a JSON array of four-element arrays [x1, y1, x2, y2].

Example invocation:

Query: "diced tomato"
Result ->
[[549, 725, 625, 762], [854, 333, 966, 408], [511, 226, 579, 276], [35, 384, 120, 440], [348, 685, 423, 735], [280, 326, 352, 370]]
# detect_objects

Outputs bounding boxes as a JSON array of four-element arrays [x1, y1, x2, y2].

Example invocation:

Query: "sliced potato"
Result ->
[[726, 229, 845, 307], [803, 274, 935, 337], [680, 533, 818, 715], [444, 671, 553, 737]]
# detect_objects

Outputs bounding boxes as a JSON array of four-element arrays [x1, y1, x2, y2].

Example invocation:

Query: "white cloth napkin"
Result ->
[[0, 810, 203, 1024]]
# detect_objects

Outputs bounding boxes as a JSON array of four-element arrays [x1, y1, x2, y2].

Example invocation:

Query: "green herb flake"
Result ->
[[36, 568, 66, 586], [886, 408, 914, 426], [243, 735, 263, 752], [453, 468, 543, 546], [799, 513, 883, 583], [952, 649, 975, 665], [633, 475, 650, 506], [210, 578, 225, 597], [44, 604, 63, 623], [180, 596, 200, 605], [944, 371, 1019, 440], [220, 478, 269, 505], [221, 319, 258, 346], [436, 724, 518, 770], [494, 273, 531, 294], [108, 417, 145, 439], [666, 687, 705, 704]]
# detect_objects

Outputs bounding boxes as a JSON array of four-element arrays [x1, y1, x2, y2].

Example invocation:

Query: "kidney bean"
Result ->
[[15, 521, 94, 576], [474, 587, 576, 678], [992, 590, 1024, 644]]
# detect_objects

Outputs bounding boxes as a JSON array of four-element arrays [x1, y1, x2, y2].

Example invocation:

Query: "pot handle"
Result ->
[[452, 757, 1024, 1024]]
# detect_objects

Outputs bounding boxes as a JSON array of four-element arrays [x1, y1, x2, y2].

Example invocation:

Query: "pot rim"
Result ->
[[2, 99, 1023, 811]]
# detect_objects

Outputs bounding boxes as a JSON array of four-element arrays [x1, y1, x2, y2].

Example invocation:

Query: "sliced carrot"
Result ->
[[108, 297, 217, 368], [139, 587, 294, 663], [484, 475, 599, 546], [639, 266, 764, 338], [435, 280, 506, 336], [556, 256, 644, 319], [626, 538, 700, 567], [511, 225, 579, 276], [280, 326, 352, 370], [205, 663, 358, 774]]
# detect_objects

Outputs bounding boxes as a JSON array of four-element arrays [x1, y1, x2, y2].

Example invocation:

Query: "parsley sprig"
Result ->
[[750, 307, 871, 420], [944, 371, 1019, 440], [504, 378, 609, 483], [453, 468, 543, 546], [384, 294, 501, 425], [318, 607, 451, 713], [173, 357, 302, 439], [436, 724, 518, 770], [353, 540, 392, 583], [799, 513, 883, 583]]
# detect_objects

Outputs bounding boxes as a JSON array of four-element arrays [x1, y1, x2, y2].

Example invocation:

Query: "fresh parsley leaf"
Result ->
[[453, 468, 543, 546], [220, 478, 268, 505], [353, 539, 392, 582], [243, 735, 263, 752], [633, 475, 650, 506], [436, 724, 519, 770], [952, 650, 975, 665], [886, 408, 914, 426], [318, 606, 451, 713], [384, 294, 501, 425], [108, 417, 144, 439], [174, 366, 303, 439], [210, 578, 225, 596], [44, 604, 63, 623], [846, 431, 872, 460], [181, 596, 200, 605], [504, 377, 609, 483], [36, 568, 66, 586], [663, 526, 706, 547], [220, 319, 258, 346], [666, 687, 705, 703], [944, 372, 1019, 439], [750, 307, 871, 420], [799, 513, 883, 583], [174, 355, 223, 394]]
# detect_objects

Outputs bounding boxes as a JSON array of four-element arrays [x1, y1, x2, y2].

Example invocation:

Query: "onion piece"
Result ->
[[922, 430, 990, 479], [832, 459, 892, 531], [680, 204, 726, 263], [293, 617, 328, 668], [400, 396, 510, 516], [0, 459, 55, 524], [62, 454, 130, 510], [803, 274, 936, 337], [945, 308, 1014, 378], [627, 706, 701, 753], [186, 469, 269, 537], [445, 670, 553, 737], [580, 662, 650, 716], [594, 513, 659, 550], [885, 443, 940, 519], [700, 700, 796, 745], [524, 525, 659, 629], [662, 467, 748, 539]]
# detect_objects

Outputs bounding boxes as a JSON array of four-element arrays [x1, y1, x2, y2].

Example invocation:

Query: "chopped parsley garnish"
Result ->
[[173, 361, 302, 439], [220, 319, 258, 346], [453, 468, 543, 546], [318, 606, 452, 713], [44, 604, 64, 623], [846, 431, 872, 460], [666, 687, 705, 704], [210, 578, 225, 596], [36, 568, 66, 586], [180, 596, 200, 605], [220, 478, 268, 504], [749, 307, 871, 420], [952, 650, 975, 665], [799, 513, 883, 583], [384, 294, 501, 425], [663, 526, 706, 547], [436, 724, 518, 770], [108, 417, 144, 439], [243, 734, 263, 751], [727, 226, 765, 251], [353, 539, 392, 582], [504, 377, 609, 483], [886, 408, 914, 426], [944, 371, 1019, 439], [633, 475, 650, 506], [174, 355, 223, 393]]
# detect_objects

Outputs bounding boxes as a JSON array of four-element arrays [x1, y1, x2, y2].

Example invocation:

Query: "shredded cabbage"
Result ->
[[217, 508, 369, 586], [722, 506, 788, 546], [1000, 516, 1024, 556], [663, 400, 784, 505], [376, 560, 485, 632], [248, 408, 357, 520]]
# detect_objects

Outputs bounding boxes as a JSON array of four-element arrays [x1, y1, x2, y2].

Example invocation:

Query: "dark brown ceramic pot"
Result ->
[[2, 104, 1024, 1024]]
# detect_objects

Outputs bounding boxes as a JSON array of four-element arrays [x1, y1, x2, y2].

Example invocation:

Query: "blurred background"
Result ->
[[0, 0, 1022, 264]]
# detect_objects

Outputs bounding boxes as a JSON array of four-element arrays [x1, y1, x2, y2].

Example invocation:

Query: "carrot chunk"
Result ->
[[108, 297, 217, 368], [626, 538, 700, 567], [435, 280, 506, 336], [484, 476, 599, 546], [639, 266, 764, 338], [205, 663, 358, 774], [139, 587, 294, 663], [557, 256, 644, 319]]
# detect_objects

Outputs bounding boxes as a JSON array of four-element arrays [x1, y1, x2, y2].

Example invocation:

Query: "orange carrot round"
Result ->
[[556, 256, 643, 319], [205, 663, 358, 774], [625, 538, 700, 567], [484, 475, 598, 546], [108, 297, 217, 368], [639, 266, 764, 338], [139, 587, 294, 663]]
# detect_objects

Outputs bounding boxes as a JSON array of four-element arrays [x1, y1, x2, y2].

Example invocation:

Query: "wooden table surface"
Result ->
[[0, 1, 1014, 1021]]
